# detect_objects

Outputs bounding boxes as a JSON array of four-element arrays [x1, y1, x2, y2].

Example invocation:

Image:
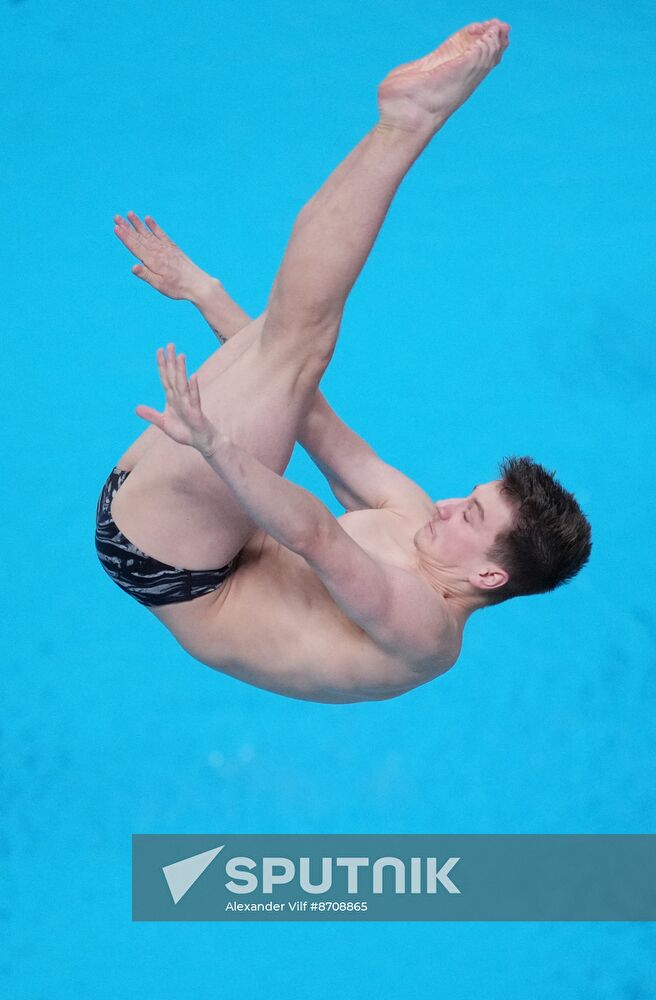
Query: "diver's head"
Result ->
[[414, 456, 592, 608]]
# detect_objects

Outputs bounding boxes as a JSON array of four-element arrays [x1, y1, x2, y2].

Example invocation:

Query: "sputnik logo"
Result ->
[[162, 845, 225, 904]]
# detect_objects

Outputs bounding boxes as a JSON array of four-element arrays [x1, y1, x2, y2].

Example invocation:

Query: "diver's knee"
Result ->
[[257, 309, 341, 376]]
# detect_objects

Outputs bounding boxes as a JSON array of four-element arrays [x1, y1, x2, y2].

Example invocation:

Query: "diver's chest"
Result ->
[[336, 508, 410, 565]]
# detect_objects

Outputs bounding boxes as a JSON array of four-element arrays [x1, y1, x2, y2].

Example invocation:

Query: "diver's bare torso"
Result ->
[[113, 456, 462, 704]]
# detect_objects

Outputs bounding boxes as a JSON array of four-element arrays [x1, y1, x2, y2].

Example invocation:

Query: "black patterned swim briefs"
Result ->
[[95, 466, 238, 607]]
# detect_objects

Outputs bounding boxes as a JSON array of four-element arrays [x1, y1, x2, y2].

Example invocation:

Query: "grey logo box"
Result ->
[[132, 834, 656, 922]]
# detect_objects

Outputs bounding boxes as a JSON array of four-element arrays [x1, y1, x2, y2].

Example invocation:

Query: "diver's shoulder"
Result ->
[[404, 594, 464, 678]]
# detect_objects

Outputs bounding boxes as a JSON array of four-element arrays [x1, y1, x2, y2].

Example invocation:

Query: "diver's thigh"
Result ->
[[115, 316, 266, 473], [110, 323, 329, 570]]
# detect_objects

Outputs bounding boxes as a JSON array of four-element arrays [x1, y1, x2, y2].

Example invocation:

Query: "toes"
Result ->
[[480, 21, 507, 55]]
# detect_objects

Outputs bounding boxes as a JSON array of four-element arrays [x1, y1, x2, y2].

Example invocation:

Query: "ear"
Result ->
[[469, 566, 509, 592]]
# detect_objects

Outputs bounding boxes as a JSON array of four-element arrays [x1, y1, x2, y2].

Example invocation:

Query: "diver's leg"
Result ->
[[110, 124, 429, 570], [110, 21, 509, 570]]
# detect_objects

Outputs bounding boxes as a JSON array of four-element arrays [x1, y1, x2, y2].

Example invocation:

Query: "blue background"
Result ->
[[2, 0, 655, 996]]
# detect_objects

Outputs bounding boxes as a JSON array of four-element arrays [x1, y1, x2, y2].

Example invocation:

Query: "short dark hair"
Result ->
[[484, 456, 592, 605]]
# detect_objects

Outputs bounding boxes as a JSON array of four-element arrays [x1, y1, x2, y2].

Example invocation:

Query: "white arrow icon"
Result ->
[[162, 845, 224, 904]]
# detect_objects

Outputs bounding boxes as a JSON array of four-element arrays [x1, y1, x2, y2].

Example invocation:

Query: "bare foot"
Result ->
[[377, 19, 511, 133]]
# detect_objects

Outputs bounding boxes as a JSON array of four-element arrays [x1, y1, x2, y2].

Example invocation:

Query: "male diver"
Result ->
[[97, 19, 592, 703]]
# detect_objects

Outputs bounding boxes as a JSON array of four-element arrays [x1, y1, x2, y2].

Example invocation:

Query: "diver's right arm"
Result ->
[[114, 211, 429, 513]]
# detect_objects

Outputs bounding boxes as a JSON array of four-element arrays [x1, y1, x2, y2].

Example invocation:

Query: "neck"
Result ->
[[413, 555, 486, 621]]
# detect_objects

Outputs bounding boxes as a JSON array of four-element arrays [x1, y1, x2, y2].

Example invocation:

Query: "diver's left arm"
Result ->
[[202, 433, 439, 653], [201, 429, 415, 642]]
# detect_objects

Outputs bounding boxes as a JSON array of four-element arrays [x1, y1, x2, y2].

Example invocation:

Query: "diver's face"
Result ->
[[415, 480, 515, 576]]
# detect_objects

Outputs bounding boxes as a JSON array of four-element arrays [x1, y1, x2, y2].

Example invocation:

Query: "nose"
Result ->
[[436, 498, 467, 520]]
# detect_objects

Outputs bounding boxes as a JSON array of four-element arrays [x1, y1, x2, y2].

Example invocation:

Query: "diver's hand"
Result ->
[[114, 211, 219, 305], [135, 343, 219, 457]]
